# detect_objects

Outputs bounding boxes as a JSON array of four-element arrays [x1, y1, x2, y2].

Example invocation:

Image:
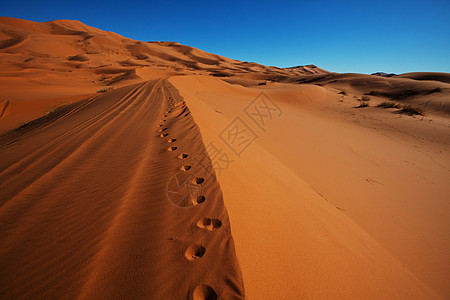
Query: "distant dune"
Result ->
[[1, 17, 449, 299], [394, 72, 450, 84], [293, 72, 450, 114], [0, 17, 332, 133]]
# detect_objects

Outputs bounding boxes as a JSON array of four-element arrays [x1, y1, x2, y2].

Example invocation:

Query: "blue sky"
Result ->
[[1, 0, 449, 74]]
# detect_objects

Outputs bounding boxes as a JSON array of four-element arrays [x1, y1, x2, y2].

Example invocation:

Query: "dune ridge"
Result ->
[[0, 100, 9, 119], [0, 16, 330, 134], [1, 17, 450, 133]]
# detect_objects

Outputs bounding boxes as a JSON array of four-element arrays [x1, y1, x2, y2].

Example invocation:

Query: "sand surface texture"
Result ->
[[1, 17, 450, 299]]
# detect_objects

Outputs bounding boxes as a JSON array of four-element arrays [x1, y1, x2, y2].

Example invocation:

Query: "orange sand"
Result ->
[[1, 17, 449, 299]]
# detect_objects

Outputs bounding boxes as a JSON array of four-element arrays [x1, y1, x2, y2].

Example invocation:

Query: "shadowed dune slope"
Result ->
[[0, 79, 244, 299], [171, 75, 448, 299]]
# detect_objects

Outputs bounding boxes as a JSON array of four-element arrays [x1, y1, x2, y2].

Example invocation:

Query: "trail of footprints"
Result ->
[[159, 97, 221, 299]]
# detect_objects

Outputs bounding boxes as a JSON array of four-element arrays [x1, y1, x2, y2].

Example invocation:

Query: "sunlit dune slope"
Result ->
[[171, 75, 449, 299]]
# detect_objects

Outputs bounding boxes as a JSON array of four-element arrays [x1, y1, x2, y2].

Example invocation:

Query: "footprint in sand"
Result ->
[[194, 195, 206, 205], [178, 153, 188, 159], [192, 177, 204, 185], [192, 284, 217, 300], [160, 133, 168, 138], [185, 245, 206, 261], [168, 146, 177, 151], [197, 218, 222, 231], [180, 165, 191, 171]]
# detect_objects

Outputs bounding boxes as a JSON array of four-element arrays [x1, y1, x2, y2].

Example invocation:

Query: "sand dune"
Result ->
[[0, 16, 331, 134], [1, 17, 450, 299], [293, 73, 450, 115], [0, 79, 244, 299], [171, 75, 449, 298], [395, 72, 450, 84]]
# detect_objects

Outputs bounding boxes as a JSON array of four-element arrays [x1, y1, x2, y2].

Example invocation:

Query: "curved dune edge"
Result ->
[[0, 79, 244, 299], [170, 75, 442, 299]]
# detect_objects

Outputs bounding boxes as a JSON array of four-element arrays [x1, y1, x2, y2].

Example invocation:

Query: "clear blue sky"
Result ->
[[1, 0, 449, 74]]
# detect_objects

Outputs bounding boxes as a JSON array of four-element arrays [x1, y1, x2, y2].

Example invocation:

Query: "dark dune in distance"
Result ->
[[395, 72, 450, 84]]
